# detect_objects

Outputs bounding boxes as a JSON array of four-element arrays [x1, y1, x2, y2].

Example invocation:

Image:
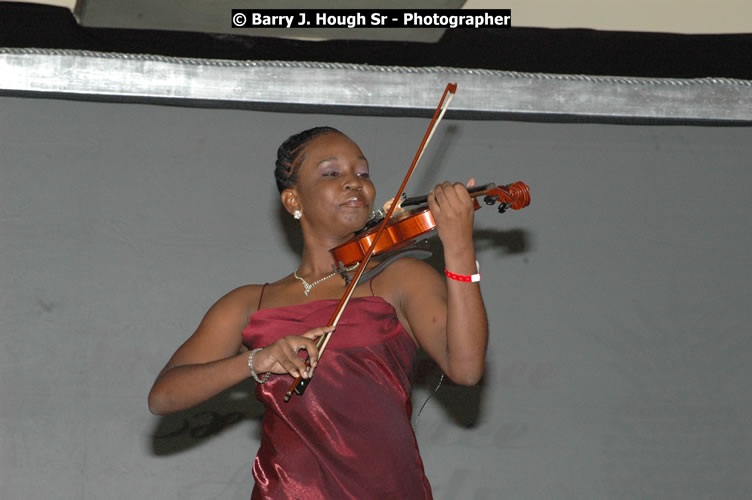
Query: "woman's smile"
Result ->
[[340, 195, 366, 207]]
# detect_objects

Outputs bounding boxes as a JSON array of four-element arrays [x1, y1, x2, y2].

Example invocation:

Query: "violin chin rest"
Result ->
[[358, 210, 385, 233]]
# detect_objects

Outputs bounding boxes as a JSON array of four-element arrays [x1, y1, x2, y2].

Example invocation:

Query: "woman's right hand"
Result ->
[[251, 326, 335, 379]]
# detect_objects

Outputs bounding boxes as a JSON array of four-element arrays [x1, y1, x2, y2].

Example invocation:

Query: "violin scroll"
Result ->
[[482, 182, 531, 212], [401, 181, 530, 212]]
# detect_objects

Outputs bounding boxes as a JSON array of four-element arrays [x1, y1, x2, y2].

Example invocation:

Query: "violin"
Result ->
[[331, 182, 531, 269]]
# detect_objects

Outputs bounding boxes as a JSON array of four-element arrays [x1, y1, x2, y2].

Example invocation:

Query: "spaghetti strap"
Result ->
[[369, 275, 376, 297], [257, 283, 268, 311]]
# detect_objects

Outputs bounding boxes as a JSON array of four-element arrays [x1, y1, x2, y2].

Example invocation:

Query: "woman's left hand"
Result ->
[[427, 177, 476, 254]]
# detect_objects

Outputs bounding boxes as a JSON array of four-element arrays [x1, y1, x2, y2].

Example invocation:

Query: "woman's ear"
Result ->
[[280, 188, 300, 216]]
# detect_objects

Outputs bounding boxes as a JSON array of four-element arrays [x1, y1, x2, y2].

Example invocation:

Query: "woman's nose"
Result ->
[[343, 173, 363, 190]]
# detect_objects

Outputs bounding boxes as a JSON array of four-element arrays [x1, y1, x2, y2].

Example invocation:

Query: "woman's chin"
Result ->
[[335, 216, 370, 237]]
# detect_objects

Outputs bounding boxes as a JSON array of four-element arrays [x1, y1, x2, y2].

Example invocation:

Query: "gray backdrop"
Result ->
[[1, 95, 751, 499]]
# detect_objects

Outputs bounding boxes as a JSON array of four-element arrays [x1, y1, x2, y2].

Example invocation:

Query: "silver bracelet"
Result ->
[[248, 348, 271, 384]]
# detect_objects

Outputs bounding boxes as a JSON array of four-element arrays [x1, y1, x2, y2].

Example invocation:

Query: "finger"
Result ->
[[467, 177, 476, 187], [301, 325, 335, 339], [289, 335, 323, 367], [452, 181, 472, 205], [280, 340, 312, 378], [382, 197, 404, 214], [302, 327, 332, 367], [280, 357, 304, 379], [427, 188, 439, 214], [382, 197, 394, 212], [436, 181, 463, 210], [432, 181, 458, 214], [432, 181, 449, 205], [299, 338, 321, 368]]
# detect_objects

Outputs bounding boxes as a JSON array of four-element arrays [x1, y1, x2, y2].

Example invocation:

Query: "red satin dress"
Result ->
[[241, 285, 433, 500]]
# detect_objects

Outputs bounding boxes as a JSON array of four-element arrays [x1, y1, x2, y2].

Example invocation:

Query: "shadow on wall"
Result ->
[[473, 228, 530, 255], [413, 351, 487, 428], [149, 379, 262, 456]]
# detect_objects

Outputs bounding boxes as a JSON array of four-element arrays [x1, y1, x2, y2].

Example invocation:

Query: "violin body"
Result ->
[[331, 182, 530, 268]]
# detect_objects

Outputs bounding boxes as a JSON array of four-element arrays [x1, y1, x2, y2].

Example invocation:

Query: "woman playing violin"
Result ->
[[148, 126, 489, 499]]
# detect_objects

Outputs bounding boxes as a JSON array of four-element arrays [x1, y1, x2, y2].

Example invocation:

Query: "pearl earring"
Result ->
[[293, 210, 302, 220]]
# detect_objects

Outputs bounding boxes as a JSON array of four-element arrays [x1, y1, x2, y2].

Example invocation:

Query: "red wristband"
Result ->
[[445, 269, 481, 282], [445, 261, 481, 283]]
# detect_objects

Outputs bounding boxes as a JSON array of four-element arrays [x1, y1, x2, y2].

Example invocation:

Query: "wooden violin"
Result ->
[[330, 182, 531, 269]]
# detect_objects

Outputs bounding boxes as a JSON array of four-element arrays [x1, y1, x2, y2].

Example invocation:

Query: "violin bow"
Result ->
[[284, 82, 457, 402]]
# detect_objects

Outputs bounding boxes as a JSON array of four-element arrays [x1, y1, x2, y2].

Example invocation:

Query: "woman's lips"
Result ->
[[341, 197, 365, 207]]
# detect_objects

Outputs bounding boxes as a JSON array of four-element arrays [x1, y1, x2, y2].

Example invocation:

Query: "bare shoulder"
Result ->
[[164, 284, 265, 369], [191, 284, 267, 340], [218, 283, 264, 309]]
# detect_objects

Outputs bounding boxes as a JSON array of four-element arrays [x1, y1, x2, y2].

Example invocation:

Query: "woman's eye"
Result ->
[[322, 171, 339, 177], [358, 172, 370, 178]]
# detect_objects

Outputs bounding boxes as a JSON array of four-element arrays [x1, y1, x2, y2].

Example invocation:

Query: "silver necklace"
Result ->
[[293, 263, 359, 296], [293, 270, 337, 296]]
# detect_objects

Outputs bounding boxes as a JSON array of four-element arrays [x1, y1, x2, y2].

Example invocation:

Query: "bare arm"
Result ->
[[148, 285, 333, 416], [390, 180, 489, 386], [147, 286, 258, 415], [393, 257, 488, 386]]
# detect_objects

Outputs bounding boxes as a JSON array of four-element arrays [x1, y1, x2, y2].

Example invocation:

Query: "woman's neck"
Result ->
[[297, 233, 353, 278]]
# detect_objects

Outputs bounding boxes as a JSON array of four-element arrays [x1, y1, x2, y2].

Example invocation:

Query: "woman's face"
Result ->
[[290, 132, 376, 237]]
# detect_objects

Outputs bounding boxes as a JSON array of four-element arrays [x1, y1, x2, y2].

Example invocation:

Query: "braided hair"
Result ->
[[274, 126, 344, 193]]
